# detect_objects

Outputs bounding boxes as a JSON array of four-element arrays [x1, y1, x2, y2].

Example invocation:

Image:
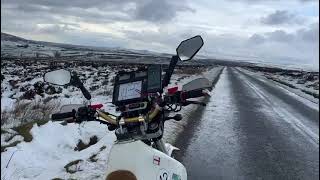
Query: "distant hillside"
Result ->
[[1, 32, 166, 55], [4, 32, 308, 71], [0, 32, 266, 68], [1, 32, 29, 42], [0, 32, 178, 64]]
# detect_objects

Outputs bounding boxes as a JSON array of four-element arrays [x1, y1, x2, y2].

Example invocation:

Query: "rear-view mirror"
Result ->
[[176, 35, 204, 61], [44, 69, 71, 86]]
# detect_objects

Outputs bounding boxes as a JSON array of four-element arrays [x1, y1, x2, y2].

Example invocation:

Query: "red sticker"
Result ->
[[153, 155, 160, 166]]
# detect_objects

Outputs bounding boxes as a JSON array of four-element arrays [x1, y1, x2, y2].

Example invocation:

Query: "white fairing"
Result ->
[[106, 140, 187, 180]]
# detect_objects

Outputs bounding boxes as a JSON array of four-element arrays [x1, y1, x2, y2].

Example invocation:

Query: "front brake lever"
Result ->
[[202, 89, 211, 97], [165, 114, 182, 121], [182, 100, 206, 106]]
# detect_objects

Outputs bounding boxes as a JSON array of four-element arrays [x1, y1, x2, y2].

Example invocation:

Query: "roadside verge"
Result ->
[[237, 67, 319, 104]]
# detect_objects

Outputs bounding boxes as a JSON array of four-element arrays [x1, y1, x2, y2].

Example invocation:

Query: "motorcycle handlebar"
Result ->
[[51, 111, 76, 121], [183, 100, 206, 106], [97, 105, 162, 125], [50, 108, 157, 125], [50, 88, 205, 125]]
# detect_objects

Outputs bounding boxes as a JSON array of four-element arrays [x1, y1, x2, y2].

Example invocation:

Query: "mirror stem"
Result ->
[[70, 72, 92, 100], [79, 85, 92, 100], [162, 55, 179, 88]]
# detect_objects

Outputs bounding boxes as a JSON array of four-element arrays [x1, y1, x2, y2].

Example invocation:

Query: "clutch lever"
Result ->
[[183, 100, 206, 106]]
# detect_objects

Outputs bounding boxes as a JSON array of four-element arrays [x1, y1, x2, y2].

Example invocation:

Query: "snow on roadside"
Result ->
[[1, 121, 116, 180], [238, 68, 319, 109], [240, 67, 318, 97]]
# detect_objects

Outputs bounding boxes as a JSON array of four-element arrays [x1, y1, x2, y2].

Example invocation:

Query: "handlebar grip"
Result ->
[[183, 89, 204, 99], [184, 100, 206, 106], [51, 111, 75, 121]]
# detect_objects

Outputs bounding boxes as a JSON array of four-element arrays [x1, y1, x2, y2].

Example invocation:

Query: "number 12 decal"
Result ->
[[160, 172, 168, 180], [157, 169, 170, 180]]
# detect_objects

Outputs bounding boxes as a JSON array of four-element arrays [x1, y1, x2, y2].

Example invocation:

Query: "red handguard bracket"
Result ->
[[89, 104, 103, 110], [167, 86, 179, 95]]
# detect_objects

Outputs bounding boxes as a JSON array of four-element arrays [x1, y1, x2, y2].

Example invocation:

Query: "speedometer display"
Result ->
[[118, 81, 142, 101], [112, 66, 161, 105]]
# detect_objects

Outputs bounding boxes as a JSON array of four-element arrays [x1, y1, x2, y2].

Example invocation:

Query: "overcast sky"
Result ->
[[1, 0, 319, 67]]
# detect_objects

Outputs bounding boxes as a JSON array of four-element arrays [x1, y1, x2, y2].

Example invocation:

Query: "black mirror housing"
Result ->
[[176, 35, 204, 61]]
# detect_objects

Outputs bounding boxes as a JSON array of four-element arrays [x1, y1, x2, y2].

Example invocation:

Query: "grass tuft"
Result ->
[[64, 159, 83, 174], [74, 135, 98, 151]]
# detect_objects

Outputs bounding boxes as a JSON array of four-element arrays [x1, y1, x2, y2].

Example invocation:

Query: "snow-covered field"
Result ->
[[1, 58, 221, 180]]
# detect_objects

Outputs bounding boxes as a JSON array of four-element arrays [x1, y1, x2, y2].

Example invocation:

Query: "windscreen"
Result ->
[[118, 81, 142, 101]]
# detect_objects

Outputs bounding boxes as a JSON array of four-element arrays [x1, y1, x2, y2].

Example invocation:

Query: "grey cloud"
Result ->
[[36, 24, 79, 34], [243, 24, 318, 65], [135, 0, 175, 22], [2, 1, 131, 25], [260, 10, 304, 25], [1, 0, 193, 25], [123, 29, 180, 52], [1, 0, 110, 9], [1, 6, 65, 34], [1, 0, 318, 67], [1, 0, 194, 47], [247, 23, 318, 45], [297, 22, 319, 42], [1, 0, 190, 43], [266, 30, 295, 42], [248, 34, 266, 44], [56, 31, 129, 48], [135, 0, 193, 22], [228, 0, 318, 3], [299, 0, 318, 2]]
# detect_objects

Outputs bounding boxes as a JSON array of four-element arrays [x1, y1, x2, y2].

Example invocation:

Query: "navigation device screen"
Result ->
[[118, 81, 142, 101]]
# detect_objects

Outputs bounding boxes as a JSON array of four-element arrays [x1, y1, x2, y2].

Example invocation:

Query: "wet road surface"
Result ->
[[174, 67, 319, 180]]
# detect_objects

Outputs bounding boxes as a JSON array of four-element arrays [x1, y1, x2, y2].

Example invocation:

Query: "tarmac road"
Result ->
[[174, 67, 319, 180]]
